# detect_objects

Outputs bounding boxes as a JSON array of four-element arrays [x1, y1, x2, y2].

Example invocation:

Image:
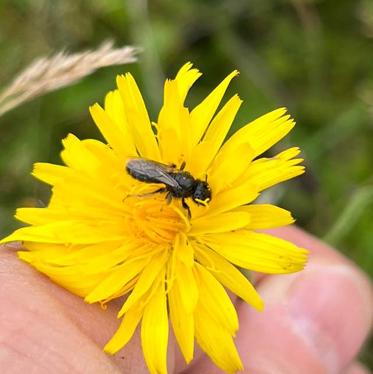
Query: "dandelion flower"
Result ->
[[1, 63, 308, 374]]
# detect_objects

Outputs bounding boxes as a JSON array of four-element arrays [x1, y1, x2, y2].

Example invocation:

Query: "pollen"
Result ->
[[125, 196, 188, 244]]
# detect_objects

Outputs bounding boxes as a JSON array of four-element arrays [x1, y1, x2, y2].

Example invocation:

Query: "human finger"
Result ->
[[185, 226, 372, 374], [0, 249, 151, 373]]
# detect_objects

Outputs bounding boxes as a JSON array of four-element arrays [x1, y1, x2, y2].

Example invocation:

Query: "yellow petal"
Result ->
[[194, 263, 238, 334], [0, 220, 125, 245], [104, 304, 144, 354], [70, 244, 154, 274], [172, 257, 198, 314], [64, 244, 136, 270], [59, 135, 130, 200], [221, 107, 294, 157], [104, 89, 136, 157], [61, 134, 128, 190], [189, 211, 251, 235], [18, 252, 109, 297], [276, 146, 301, 160], [194, 291, 243, 373], [141, 273, 168, 374], [206, 182, 259, 216], [190, 70, 239, 147], [60, 134, 100, 174], [174, 62, 202, 103], [22, 241, 78, 255], [81, 139, 123, 169], [16, 208, 66, 225], [85, 256, 150, 303], [104, 89, 125, 124], [236, 204, 294, 229], [53, 181, 123, 213], [203, 94, 242, 150], [201, 231, 308, 274], [22, 241, 129, 269], [157, 123, 182, 164], [15, 205, 121, 225], [189, 94, 242, 177], [242, 153, 305, 191], [157, 63, 201, 164], [174, 232, 193, 267], [168, 256, 196, 363], [32, 162, 126, 213], [157, 80, 190, 164], [169, 285, 195, 363], [194, 243, 264, 311], [116, 73, 160, 160], [208, 142, 254, 193], [32, 162, 71, 185], [195, 320, 243, 374], [89, 100, 136, 159], [118, 250, 169, 317]]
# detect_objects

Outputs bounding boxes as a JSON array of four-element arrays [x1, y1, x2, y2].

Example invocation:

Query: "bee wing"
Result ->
[[126, 158, 179, 188]]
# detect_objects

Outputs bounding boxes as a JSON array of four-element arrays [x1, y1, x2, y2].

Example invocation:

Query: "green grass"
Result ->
[[1, 0, 372, 367]]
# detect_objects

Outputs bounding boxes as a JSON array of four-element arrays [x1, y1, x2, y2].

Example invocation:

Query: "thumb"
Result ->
[[185, 227, 372, 374], [238, 227, 373, 374]]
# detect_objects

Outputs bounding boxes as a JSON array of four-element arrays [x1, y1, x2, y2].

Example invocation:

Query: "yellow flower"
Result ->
[[1, 63, 308, 374]]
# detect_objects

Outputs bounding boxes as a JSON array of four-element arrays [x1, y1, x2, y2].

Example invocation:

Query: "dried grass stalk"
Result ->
[[0, 41, 141, 117]]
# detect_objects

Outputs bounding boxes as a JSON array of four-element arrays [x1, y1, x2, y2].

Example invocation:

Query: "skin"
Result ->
[[0, 226, 371, 374]]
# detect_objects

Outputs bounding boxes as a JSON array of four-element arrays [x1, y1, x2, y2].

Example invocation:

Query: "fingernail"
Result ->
[[288, 264, 372, 372]]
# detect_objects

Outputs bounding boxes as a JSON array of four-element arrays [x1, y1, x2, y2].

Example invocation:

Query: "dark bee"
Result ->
[[126, 158, 211, 217]]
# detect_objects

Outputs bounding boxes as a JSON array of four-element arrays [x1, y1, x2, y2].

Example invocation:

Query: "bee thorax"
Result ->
[[169, 172, 196, 197]]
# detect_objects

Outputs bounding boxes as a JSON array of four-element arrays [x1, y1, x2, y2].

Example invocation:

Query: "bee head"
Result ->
[[192, 180, 211, 206]]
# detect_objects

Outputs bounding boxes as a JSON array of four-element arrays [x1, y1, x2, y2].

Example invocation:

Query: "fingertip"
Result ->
[[234, 259, 372, 373], [287, 263, 372, 371]]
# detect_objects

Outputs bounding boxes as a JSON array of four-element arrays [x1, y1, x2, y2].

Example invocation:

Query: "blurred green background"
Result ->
[[0, 0, 372, 368]]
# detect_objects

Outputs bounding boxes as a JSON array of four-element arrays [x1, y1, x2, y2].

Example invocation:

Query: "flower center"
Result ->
[[124, 195, 188, 245]]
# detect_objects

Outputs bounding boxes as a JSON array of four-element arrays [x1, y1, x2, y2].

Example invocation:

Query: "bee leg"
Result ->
[[150, 187, 167, 195], [124, 187, 166, 201], [180, 161, 186, 171], [165, 192, 173, 205], [138, 187, 167, 198], [181, 198, 191, 219]]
